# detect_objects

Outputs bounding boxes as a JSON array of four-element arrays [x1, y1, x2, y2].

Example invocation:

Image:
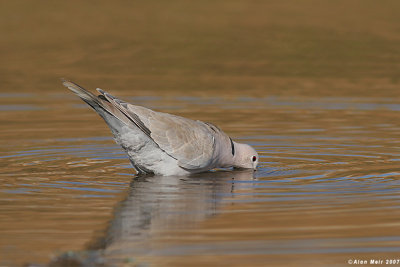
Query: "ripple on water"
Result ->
[[2, 94, 400, 266]]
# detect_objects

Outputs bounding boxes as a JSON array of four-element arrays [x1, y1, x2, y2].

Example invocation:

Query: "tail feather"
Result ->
[[62, 79, 102, 109], [62, 79, 132, 127]]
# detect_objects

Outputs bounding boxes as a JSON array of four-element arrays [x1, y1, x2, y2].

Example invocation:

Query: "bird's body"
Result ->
[[63, 80, 258, 176]]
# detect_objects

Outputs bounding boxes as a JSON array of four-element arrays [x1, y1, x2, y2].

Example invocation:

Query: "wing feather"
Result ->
[[96, 89, 215, 169]]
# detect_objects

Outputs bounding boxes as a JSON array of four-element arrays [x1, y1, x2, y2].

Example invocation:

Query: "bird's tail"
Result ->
[[62, 79, 103, 109], [62, 79, 132, 127]]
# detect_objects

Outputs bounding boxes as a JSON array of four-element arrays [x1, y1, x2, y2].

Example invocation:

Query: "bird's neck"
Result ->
[[231, 142, 246, 166]]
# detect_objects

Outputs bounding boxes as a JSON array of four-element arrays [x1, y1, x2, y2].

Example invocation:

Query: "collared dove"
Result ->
[[63, 80, 258, 176]]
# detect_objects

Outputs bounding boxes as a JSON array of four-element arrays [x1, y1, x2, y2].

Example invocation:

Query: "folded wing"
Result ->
[[97, 89, 215, 170]]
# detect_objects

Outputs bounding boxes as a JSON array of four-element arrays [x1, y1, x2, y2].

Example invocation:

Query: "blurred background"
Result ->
[[2, 0, 400, 97], [2, 1, 400, 266]]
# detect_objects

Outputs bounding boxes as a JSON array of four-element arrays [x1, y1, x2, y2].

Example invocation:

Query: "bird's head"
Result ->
[[232, 142, 259, 170]]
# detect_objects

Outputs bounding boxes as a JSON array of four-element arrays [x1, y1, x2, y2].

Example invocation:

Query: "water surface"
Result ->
[[1, 92, 400, 266]]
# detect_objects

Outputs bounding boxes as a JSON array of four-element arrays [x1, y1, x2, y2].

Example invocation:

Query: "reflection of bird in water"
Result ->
[[63, 80, 258, 176], [90, 170, 256, 264]]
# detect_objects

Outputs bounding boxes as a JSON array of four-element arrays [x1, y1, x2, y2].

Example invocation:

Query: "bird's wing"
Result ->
[[97, 89, 216, 169]]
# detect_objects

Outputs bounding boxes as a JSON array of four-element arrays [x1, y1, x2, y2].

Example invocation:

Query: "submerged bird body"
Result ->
[[63, 80, 258, 176]]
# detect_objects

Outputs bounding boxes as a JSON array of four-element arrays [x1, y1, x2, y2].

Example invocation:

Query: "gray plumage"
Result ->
[[63, 79, 259, 176]]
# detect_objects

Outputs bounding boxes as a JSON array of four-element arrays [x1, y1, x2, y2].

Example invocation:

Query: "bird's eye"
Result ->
[[252, 156, 257, 162]]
